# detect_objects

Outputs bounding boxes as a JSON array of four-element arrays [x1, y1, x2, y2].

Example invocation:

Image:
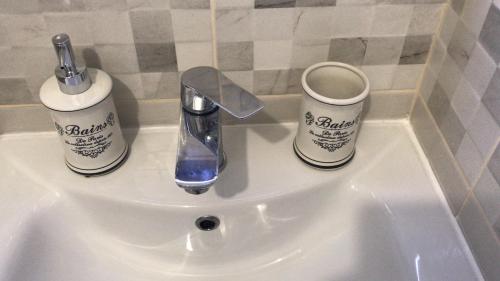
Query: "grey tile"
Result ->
[[437, 55, 462, 98], [480, 4, 500, 63], [458, 195, 500, 281], [216, 9, 252, 42], [253, 70, 290, 95], [464, 42, 497, 98], [0, 0, 40, 14], [0, 78, 32, 104], [253, 8, 295, 40], [296, 0, 336, 6], [399, 35, 433, 65], [474, 168, 500, 228], [450, 0, 465, 14], [467, 104, 500, 158], [44, 12, 93, 46], [328, 37, 367, 66], [217, 42, 253, 71], [129, 10, 174, 44], [482, 68, 500, 124], [141, 72, 180, 99], [84, 0, 128, 10], [39, 0, 86, 12], [89, 11, 134, 44], [407, 4, 443, 36], [2, 15, 49, 47], [170, 0, 210, 9], [363, 36, 405, 65], [364, 91, 414, 119], [488, 142, 500, 185], [439, 106, 466, 154], [293, 7, 335, 40], [255, 0, 296, 8], [455, 133, 484, 185], [286, 68, 305, 93], [94, 44, 140, 74], [447, 20, 476, 70], [427, 81, 450, 126], [135, 43, 177, 72], [291, 39, 329, 68]]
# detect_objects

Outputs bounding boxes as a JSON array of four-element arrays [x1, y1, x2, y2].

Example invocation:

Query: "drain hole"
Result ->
[[195, 216, 220, 231]]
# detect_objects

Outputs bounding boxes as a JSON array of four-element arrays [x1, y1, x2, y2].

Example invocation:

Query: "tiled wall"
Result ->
[[0, 0, 444, 106], [411, 1, 500, 280]]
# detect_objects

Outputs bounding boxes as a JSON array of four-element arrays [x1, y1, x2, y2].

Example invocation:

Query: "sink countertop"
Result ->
[[0, 121, 484, 281]]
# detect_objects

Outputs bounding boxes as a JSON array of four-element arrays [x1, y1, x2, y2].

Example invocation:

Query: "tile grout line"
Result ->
[[210, 0, 218, 69]]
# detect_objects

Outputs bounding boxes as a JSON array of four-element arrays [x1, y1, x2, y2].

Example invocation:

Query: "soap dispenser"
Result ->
[[40, 33, 128, 175]]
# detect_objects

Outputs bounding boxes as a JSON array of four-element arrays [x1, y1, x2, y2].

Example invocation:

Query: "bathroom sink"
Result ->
[[0, 121, 482, 281]]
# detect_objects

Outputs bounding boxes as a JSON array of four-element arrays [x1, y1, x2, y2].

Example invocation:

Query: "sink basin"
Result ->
[[0, 121, 483, 281]]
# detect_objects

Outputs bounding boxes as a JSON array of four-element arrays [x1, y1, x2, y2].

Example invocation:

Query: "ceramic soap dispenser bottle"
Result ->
[[40, 33, 128, 175]]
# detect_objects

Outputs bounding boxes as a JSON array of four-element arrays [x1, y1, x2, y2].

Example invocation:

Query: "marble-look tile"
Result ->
[[296, 0, 336, 6], [217, 0, 254, 8], [438, 5, 458, 46], [447, 20, 476, 70], [364, 91, 414, 119], [290, 39, 329, 68], [399, 35, 433, 65], [95, 44, 140, 74], [135, 43, 177, 72], [419, 66, 438, 102], [328, 37, 367, 66], [216, 9, 252, 42], [451, 78, 480, 128], [13, 47, 53, 95], [474, 167, 500, 229], [0, 0, 40, 14], [450, 0, 465, 14], [286, 68, 304, 93], [488, 142, 500, 187], [480, 4, 500, 63], [463, 42, 497, 98], [360, 65, 396, 90], [437, 54, 462, 98], [331, 6, 374, 38], [255, 0, 296, 8], [482, 68, 500, 124], [111, 73, 144, 99], [427, 81, 450, 125], [253, 8, 295, 40], [222, 71, 253, 92], [44, 13, 93, 46], [461, 0, 492, 37], [170, 0, 210, 9], [171, 9, 212, 42], [84, 0, 128, 10], [364, 36, 405, 65], [141, 72, 180, 99], [217, 41, 253, 71], [467, 104, 500, 158], [2, 15, 49, 47], [0, 78, 32, 104], [391, 64, 424, 90], [175, 41, 213, 71], [293, 7, 334, 40], [126, 0, 170, 10], [129, 10, 174, 44], [336, 0, 376, 4], [427, 38, 447, 76], [408, 4, 443, 35], [455, 133, 484, 185], [253, 69, 290, 95], [439, 105, 466, 154], [370, 5, 413, 36], [39, 0, 86, 12], [458, 195, 500, 281], [89, 11, 134, 44], [254, 40, 293, 70], [0, 47, 24, 77]]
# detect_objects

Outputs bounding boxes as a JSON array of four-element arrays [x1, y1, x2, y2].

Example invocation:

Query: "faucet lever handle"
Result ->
[[180, 66, 264, 118]]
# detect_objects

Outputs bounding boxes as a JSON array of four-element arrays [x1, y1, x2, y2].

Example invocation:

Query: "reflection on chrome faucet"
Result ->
[[175, 67, 264, 194]]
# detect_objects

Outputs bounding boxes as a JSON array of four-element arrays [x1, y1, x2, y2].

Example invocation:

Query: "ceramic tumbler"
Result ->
[[293, 62, 370, 169]]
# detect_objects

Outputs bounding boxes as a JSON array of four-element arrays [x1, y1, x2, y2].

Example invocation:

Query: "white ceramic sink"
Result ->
[[0, 121, 483, 281]]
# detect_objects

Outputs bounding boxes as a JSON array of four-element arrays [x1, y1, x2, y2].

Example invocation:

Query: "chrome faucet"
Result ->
[[175, 67, 263, 194]]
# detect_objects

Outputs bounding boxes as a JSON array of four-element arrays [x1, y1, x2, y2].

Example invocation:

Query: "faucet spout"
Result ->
[[174, 67, 263, 194]]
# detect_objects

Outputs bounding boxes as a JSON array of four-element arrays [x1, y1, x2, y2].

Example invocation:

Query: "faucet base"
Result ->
[[184, 187, 210, 195]]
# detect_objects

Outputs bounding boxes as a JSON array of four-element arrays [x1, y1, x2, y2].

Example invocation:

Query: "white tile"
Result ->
[[293, 7, 334, 40], [419, 66, 437, 102], [253, 8, 295, 40], [361, 65, 397, 90], [391, 64, 424, 90], [254, 40, 292, 70], [370, 5, 413, 36], [474, 168, 500, 226], [467, 104, 500, 158], [456, 133, 484, 185], [216, 9, 252, 42], [290, 39, 329, 68], [171, 9, 212, 42], [451, 77, 481, 128], [2, 15, 49, 47], [45, 13, 93, 45], [223, 71, 253, 92], [408, 4, 444, 36], [94, 45, 140, 74], [461, 0, 492, 37], [331, 6, 374, 38], [217, 0, 253, 8], [437, 54, 463, 99], [111, 73, 145, 99], [427, 37, 447, 76], [438, 5, 459, 46], [88, 11, 134, 44], [175, 41, 213, 71], [464, 42, 497, 98]]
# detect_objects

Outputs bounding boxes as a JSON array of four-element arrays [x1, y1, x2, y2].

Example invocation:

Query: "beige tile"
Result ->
[[427, 37, 447, 77], [175, 41, 213, 71], [458, 195, 500, 281], [141, 72, 180, 99], [217, 0, 254, 8], [437, 54, 462, 99], [418, 66, 437, 102], [254, 40, 292, 70], [0, 47, 24, 77], [116, 99, 180, 127]]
